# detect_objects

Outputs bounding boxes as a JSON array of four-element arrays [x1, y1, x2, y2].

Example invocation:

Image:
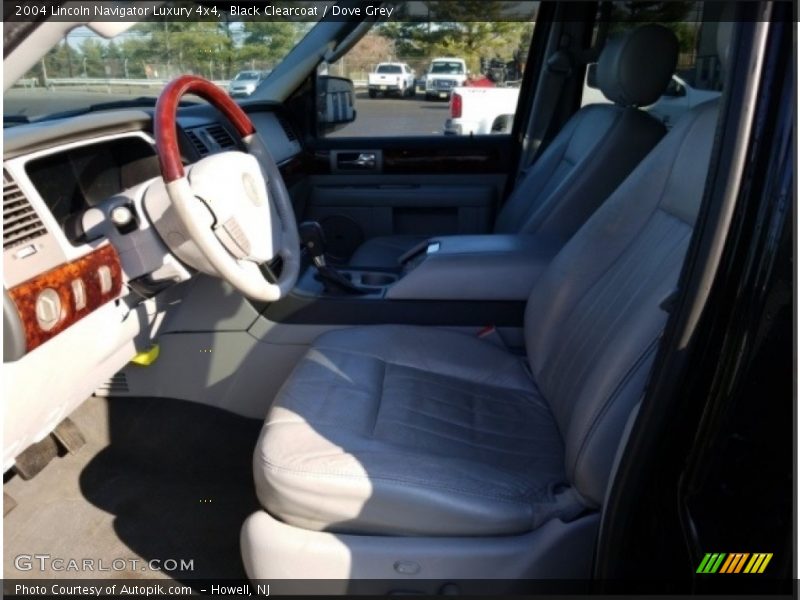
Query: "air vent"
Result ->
[[276, 114, 298, 142], [205, 123, 236, 149], [3, 169, 47, 251], [185, 129, 209, 157], [185, 124, 236, 158]]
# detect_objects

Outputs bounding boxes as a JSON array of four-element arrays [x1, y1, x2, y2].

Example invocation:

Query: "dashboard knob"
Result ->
[[35, 288, 63, 331], [110, 205, 134, 228]]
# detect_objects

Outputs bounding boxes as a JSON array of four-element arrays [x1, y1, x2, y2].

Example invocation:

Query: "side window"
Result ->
[[318, 4, 538, 138], [581, 3, 724, 128]]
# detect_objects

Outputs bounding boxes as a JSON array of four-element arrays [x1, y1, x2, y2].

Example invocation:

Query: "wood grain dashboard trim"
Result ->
[[7, 244, 123, 353]]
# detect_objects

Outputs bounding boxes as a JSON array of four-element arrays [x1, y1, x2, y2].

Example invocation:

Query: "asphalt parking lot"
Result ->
[[4, 88, 450, 136], [330, 91, 450, 137]]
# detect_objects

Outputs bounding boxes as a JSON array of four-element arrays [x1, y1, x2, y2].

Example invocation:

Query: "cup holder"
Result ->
[[359, 272, 397, 286]]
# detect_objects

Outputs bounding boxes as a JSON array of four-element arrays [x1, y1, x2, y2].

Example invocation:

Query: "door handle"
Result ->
[[338, 152, 377, 170]]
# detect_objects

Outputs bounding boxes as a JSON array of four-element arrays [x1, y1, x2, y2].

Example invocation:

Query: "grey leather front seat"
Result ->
[[244, 22, 730, 585], [254, 101, 719, 538], [348, 24, 679, 268]]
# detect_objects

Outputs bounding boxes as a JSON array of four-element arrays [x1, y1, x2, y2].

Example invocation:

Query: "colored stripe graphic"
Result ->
[[696, 554, 713, 573], [697, 553, 726, 573], [733, 553, 750, 573], [719, 554, 736, 573], [711, 553, 727, 573], [720, 553, 741, 573], [744, 554, 760, 573], [708, 552, 773, 574], [758, 554, 773, 573], [698, 552, 773, 574]]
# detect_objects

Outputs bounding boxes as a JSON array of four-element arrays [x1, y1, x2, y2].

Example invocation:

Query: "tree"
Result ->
[[78, 38, 105, 77], [125, 22, 228, 77], [217, 19, 236, 79], [40, 40, 75, 79], [378, 22, 429, 58], [378, 2, 534, 73], [332, 32, 396, 76], [609, 1, 699, 54], [238, 22, 304, 69]]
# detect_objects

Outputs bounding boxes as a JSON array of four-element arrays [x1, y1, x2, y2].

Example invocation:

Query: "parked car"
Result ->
[[228, 70, 267, 97], [367, 62, 415, 98], [444, 85, 521, 135], [424, 57, 468, 100]]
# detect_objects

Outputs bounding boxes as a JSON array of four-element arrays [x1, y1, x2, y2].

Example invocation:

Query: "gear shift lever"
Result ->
[[299, 221, 366, 295], [299, 221, 327, 269]]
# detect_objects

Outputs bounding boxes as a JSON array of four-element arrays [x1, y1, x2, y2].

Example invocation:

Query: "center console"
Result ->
[[263, 230, 561, 327]]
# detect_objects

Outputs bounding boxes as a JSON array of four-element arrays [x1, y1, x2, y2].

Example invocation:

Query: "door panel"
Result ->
[[307, 182, 495, 260], [302, 135, 513, 261]]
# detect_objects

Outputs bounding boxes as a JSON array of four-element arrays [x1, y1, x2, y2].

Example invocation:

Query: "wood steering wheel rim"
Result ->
[[154, 75, 256, 182], [151, 74, 302, 302]]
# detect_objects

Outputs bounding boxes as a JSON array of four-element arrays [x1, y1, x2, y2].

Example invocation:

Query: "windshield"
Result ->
[[4, 12, 319, 120], [376, 65, 402, 74], [430, 62, 464, 74]]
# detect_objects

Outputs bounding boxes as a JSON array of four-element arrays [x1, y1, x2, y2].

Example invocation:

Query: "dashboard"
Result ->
[[2, 104, 302, 470], [26, 136, 161, 233]]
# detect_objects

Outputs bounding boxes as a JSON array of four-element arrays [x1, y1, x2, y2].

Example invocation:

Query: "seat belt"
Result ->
[[518, 44, 575, 173], [515, 14, 611, 183]]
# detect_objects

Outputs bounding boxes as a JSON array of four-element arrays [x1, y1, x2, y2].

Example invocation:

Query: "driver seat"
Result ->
[[242, 27, 730, 587]]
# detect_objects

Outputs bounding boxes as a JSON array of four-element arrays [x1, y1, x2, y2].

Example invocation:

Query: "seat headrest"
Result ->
[[597, 24, 679, 107]]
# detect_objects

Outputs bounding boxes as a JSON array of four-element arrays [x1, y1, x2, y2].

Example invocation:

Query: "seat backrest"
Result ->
[[523, 96, 721, 505], [493, 24, 679, 241]]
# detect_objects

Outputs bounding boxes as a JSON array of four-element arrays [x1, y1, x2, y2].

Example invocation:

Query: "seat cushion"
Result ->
[[347, 235, 427, 268], [254, 326, 575, 536]]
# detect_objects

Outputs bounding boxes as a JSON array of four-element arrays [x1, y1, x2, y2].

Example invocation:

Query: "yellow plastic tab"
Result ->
[[130, 344, 160, 366]]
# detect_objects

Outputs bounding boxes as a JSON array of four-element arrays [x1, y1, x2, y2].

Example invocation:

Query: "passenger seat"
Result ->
[[348, 24, 679, 268]]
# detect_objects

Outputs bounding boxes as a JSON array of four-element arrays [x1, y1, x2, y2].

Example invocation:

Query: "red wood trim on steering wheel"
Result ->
[[154, 75, 256, 182]]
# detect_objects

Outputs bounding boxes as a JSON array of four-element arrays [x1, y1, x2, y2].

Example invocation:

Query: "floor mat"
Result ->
[[4, 396, 263, 581]]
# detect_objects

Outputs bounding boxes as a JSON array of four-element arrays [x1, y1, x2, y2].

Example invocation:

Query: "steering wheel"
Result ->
[[153, 75, 300, 302]]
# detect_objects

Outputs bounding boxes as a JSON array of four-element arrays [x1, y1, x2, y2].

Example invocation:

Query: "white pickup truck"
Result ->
[[444, 85, 520, 135], [423, 57, 469, 100], [444, 69, 721, 135], [367, 62, 416, 98]]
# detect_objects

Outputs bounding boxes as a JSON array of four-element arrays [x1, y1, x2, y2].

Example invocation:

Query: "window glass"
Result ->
[[430, 61, 465, 74], [4, 11, 319, 121], [234, 71, 261, 80], [320, 2, 538, 138]]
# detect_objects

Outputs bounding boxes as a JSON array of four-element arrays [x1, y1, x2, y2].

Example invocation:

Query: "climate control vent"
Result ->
[[276, 114, 298, 142], [184, 129, 209, 157], [205, 123, 236, 149], [185, 124, 237, 158], [3, 169, 47, 251]]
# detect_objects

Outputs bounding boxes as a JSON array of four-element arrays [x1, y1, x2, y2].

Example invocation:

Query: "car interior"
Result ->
[[350, 23, 678, 268], [1, 0, 791, 594]]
